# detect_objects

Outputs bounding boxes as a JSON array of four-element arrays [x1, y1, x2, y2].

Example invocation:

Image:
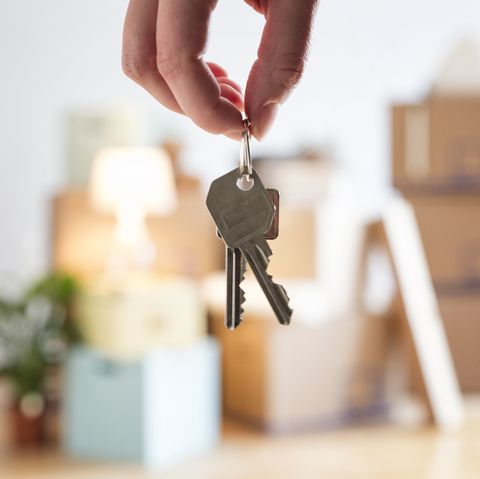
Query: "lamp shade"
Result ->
[[89, 147, 177, 216]]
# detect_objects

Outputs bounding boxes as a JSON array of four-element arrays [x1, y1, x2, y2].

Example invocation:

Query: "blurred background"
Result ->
[[1, 1, 480, 478]]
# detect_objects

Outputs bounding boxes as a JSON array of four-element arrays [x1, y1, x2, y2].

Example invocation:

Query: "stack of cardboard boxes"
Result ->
[[392, 96, 480, 392], [53, 185, 223, 469]]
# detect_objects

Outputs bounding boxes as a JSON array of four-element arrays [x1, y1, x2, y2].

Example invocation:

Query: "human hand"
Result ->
[[122, 0, 318, 140]]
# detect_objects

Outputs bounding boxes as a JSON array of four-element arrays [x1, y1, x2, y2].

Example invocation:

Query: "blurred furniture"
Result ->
[[89, 147, 177, 272], [392, 97, 480, 185], [392, 69, 480, 392], [366, 201, 463, 429], [54, 148, 215, 360], [66, 107, 166, 187], [399, 187, 480, 287], [205, 198, 464, 431], [58, 169, 221, 468], [202, 178, 390, 432], [210, 304, 389, 433], [439, 292, 480, 392], [63, 339, 220, 470], [52, 187, 320, 280], [51, 186, 223, 279], [256, 148, 333, 206], [76, 276, 206, 360], [267, 207, 316, 278]]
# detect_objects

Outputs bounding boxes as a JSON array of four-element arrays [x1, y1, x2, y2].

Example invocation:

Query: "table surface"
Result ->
[[1, 417, 480, 479]]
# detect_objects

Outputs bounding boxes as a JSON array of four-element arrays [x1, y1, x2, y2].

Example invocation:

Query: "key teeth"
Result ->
[[251, 241, 293, 324], [268, 274, 292, 307], [241, 258, 247, 278], [237, 285, 245, 327], [239, 256, 246, 325], [273, 278, 293, 322]]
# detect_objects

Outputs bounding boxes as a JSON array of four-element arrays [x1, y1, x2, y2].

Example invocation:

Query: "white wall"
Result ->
[[0, 0, 479, 277]]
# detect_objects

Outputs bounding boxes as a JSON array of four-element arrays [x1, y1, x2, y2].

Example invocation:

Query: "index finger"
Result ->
[[156, 0, 243, 136]]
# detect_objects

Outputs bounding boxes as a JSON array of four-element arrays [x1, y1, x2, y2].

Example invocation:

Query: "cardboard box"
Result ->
[[392, 97, 480, 185], [64, 339, 220, 470], [438, 290, 480, 392], [211, 310, 389, 432], [52, 188, 223, 279], [76, 276, 207, 359], [268, 207, 315, 278], [400, 189, 480, 285]]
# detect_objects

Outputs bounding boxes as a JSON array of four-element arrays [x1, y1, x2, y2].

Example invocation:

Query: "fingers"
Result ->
[[122, 0, 182, 113], [156, 0, 243, 136], [216, 76, 242, 95], [207, 62, 228, 78], [245, 0, 318, 139], [209, 64, 244, 108], [219, 83, 244, 109]]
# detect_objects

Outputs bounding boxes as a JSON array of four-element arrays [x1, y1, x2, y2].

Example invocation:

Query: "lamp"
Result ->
[[89, 147, 177, 272]]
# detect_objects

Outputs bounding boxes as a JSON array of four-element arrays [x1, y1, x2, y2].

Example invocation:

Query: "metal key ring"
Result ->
[[237, 119, 254, 191], [239, 119, 252, 177]]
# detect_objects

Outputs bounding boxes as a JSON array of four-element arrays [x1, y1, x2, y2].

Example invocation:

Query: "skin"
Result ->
[[122, 0, 318, 140]]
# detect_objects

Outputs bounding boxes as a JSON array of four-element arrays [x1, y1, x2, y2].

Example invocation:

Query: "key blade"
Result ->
[[225, 247, 245, 330], [240, 237, 292, 325], [250, 236, 272, 268], [225, 247, 235, 330], [239, 253, 246, 318]]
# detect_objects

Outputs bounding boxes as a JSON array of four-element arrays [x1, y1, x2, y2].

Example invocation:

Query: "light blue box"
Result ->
[[63, 338, 220, 470]]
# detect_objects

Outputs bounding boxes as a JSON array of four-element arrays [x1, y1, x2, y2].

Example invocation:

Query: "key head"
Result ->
[[207, 168, 275, 248], [216, 189, 279, 241]]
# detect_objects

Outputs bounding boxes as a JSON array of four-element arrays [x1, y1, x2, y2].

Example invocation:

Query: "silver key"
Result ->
[[207, 168, 292, 325], [218, 188, 279, 330]]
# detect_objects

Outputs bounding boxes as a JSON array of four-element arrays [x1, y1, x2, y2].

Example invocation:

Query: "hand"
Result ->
[[122, 0, 318, 140]]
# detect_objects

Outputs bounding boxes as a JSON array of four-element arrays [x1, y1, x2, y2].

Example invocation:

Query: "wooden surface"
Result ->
[[2, 418, 480, 479]]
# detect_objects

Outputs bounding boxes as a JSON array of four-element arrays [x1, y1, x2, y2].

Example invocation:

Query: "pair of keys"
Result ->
[[206, 120, 292, 330]]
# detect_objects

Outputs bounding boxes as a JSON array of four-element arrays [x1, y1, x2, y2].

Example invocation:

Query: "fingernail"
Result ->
[[254, 102, 279, 140]]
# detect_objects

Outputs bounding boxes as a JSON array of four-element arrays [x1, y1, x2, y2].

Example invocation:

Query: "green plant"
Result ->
[[0, 273, 80, 399]]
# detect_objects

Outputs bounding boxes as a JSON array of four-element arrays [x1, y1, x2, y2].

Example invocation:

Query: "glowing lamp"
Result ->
[[89, 147, 176, 271]]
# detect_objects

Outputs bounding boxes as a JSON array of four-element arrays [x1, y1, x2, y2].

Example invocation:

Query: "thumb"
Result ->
[[245, 0, 318, 140]]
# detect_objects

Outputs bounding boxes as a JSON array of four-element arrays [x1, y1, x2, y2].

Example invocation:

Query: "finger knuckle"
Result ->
[[273, 52, 306, 90], [156, 43, 182, 80], [122, 50, 149, 83]]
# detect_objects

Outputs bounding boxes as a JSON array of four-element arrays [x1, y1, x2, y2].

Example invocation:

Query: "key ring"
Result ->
[[237, 118, 254, 191], [239, 118, 252, 177]]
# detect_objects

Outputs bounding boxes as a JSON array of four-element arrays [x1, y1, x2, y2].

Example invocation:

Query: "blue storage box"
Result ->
[[63, 338, 220, 470]]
